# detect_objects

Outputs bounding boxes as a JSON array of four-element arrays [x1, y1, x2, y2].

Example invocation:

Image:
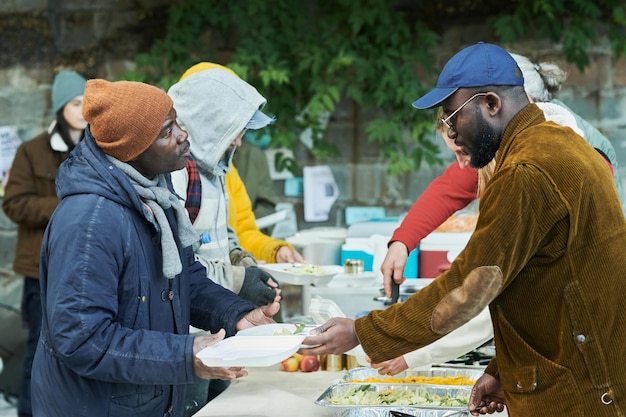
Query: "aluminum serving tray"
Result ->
[[315, 383, 472, 417], [338, 408, 468, 417], [340, 366, 483, 384]]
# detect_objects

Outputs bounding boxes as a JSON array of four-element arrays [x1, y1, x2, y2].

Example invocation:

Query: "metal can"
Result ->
[[344, 259, 364, 274], [322, 354, 343, 371], [345, 354, 360, 369]]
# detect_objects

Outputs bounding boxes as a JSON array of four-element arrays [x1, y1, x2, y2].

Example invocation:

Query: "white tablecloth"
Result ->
[[195, 365, 344, 417], [196, 364, 509, 417]]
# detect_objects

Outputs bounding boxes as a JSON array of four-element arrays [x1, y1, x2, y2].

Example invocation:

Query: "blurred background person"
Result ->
[[372, 115, 493, 376], [231, 136, 278, 235], [226, 163, 303, 265], [2, 69, 86, 417], [510, 52, 623, 207]]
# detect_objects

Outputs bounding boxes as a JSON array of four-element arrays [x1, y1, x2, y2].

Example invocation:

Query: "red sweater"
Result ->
[[390, 163, 478, 251]]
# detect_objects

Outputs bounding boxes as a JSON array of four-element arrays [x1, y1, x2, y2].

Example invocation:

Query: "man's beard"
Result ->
[[469, 116, 500, 169]]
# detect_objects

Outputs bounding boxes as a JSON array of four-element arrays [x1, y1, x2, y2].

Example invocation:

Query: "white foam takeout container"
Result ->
[[196, 322, 326, 367], [259, 263, 343, 286]]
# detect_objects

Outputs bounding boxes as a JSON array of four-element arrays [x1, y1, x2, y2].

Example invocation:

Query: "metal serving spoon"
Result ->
[[390, 410, 470, 417]]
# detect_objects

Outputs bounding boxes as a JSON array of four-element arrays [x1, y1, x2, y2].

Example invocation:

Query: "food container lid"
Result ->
[[308, 296, 346, 324]]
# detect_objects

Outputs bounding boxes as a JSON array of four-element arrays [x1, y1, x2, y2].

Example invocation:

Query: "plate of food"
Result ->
[[196, 335, 305, 367], [236, 323, 315, 337], [237, 323, 320, 348], [259, 263, 343, 286]]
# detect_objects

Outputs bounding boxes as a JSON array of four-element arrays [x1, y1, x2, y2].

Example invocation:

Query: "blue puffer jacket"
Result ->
[[32, 129, 257, 417]]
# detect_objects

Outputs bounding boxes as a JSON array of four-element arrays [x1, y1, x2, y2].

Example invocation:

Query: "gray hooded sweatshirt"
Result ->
[[168, 69, 267, 293]]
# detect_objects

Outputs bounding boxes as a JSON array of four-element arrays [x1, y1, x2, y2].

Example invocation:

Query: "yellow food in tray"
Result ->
[[347, 375, 476, 385], [435, 212, 478, 232]]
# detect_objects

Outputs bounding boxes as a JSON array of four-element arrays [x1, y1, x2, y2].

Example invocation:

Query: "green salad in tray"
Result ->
[[328, 384, 469, 407]]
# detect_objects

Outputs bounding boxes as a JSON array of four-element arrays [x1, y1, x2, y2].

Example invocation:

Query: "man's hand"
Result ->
[[235, 294, 281, 331], [239, 266, 280, 306], [298, 318, 360, 356], [275, 246, 304, 263], [468, 373, 506, 415], [381, 241, 409, 297], [192, 329, 248, 380], [369, 355, 409, 376]]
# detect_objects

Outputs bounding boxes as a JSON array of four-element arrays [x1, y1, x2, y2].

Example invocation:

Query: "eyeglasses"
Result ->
[[441, 93, 488, 131]]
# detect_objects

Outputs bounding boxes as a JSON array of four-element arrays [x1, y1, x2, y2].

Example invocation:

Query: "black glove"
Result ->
[[239, 266, 280, 306]]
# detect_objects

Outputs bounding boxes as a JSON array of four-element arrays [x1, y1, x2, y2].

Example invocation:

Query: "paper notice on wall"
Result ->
[[0, 126, 22, 185], [264, 148, 295, 180], [303, 165, 339, 222]]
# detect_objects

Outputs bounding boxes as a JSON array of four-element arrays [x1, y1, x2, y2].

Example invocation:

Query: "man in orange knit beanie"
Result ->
[[31, 79, 280, 417]]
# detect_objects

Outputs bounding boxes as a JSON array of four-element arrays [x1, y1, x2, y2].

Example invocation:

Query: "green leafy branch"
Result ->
[[124, 0, 626, 177]]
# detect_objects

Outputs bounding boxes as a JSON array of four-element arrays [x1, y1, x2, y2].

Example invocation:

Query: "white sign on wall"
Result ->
[[0, 126, 23, 185], [303, 165, 339, 222]]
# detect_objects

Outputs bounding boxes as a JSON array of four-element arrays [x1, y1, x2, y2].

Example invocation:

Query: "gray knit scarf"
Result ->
[[107, 156, 198, 279]]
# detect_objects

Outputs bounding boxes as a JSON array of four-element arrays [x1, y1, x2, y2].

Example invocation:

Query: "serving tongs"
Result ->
[[390, 280, 400, 304], [373, 281, 401, 306]]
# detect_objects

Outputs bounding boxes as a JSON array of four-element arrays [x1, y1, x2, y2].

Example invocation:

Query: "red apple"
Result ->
[[299, 355, 320, 372], [280, 355, 299, 372]]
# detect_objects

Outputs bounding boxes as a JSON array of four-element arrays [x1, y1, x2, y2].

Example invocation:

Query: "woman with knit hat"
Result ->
[[30, 79, 279, 417], [2, 69, 86, 417]]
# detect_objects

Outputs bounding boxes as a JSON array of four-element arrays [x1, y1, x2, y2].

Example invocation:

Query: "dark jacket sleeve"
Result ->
[[2, 135, 60, 228], [185, 245, 257, 336]]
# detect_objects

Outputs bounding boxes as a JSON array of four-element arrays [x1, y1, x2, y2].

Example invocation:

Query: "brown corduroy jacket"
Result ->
[[356, 104, 626, 417], [2, 131, 67, 278]]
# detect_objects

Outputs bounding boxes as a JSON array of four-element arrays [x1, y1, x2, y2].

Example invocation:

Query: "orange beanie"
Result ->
[[82, 79, 173, 162]]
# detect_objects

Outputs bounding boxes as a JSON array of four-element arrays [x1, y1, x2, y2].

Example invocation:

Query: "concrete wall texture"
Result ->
[[1, 2, 625, 278]]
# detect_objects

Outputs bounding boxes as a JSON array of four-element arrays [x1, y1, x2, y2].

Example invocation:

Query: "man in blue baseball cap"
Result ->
[[299, 42, 626, 417], [413, 41, 525, 169]]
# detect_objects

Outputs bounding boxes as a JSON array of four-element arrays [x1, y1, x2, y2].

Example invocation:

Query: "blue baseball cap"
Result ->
[[246, 109, 275, 130], [413, 42, 524, 109]]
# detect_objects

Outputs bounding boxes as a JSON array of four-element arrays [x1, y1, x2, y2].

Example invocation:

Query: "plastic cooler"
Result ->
[[340, 244, 418, 278], [340, 217, 419, 279], [418, 232, 472, 278]]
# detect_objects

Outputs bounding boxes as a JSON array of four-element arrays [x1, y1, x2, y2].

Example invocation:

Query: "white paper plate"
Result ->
[[259, 263, 343, 286], [196, 335, 305, 367]]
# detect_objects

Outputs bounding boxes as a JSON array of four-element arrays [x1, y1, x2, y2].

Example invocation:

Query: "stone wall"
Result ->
[[1, 2, 625, 279], [0, 0, 171, 278]]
